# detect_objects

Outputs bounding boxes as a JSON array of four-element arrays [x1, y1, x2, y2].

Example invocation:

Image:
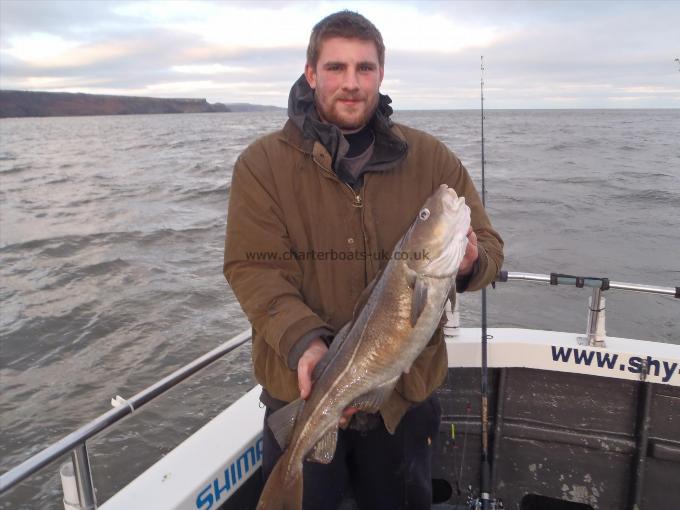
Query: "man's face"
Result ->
[[305, 37, 384, 133]]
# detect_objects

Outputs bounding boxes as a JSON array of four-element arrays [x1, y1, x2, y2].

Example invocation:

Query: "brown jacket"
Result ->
[[224, 118, 503, 432]]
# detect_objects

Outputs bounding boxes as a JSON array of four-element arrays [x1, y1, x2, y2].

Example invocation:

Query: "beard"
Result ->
[[314, 92, 379, 132]]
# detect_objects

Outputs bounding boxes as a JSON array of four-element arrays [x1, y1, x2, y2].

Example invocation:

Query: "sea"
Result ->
[[1, 109, 678, 508]]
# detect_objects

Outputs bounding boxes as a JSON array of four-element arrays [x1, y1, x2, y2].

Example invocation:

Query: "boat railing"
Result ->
[[497, 270, 678, 297], [0, 329, 252, 509], [495, 271, 678, 347]]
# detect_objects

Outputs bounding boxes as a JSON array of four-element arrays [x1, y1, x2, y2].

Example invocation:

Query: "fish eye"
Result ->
[[419, 208, 430, 221]]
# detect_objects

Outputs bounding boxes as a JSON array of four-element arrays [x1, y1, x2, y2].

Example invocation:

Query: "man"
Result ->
[[224, 10, 503, 510]]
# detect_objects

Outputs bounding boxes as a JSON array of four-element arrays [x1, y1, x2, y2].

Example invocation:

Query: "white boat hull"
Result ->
[[100, 328, 680, 509]]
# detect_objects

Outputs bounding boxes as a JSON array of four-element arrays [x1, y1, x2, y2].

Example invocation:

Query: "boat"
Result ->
[[1, 271, 678, 510]]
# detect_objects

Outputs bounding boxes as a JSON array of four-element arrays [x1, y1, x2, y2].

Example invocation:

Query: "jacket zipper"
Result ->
[[345, 183, 363, 208], [313, 158, 363, 208]]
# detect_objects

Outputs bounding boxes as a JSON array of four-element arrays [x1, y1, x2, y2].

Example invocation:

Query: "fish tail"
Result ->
[[256, 451, 303, 510]]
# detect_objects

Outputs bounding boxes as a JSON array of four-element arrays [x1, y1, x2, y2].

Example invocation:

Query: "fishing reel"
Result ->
[[465, 486, 504, 510]]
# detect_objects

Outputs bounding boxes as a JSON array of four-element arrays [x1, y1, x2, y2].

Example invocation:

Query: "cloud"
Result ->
[[1, 0, 678, 108]]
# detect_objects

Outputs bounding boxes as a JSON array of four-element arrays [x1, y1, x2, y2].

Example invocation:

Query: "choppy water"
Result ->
[[1, 109, 678, 508]]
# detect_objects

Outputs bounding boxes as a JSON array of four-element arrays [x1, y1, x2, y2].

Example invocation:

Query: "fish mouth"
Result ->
[[439, 188, 470, 240], [441, 188, 465, 213], [418, 188, 471, 277], [450, 199, 471, 239]]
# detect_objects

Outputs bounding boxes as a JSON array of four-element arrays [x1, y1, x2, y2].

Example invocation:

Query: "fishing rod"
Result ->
[[478, 54, 492, 510]]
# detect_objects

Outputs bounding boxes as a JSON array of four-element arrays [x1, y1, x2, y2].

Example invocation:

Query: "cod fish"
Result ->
[[257, 184, 471, 510]]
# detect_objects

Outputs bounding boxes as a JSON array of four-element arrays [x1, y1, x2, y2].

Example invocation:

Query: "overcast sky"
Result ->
[[1, 0, 678, 109]]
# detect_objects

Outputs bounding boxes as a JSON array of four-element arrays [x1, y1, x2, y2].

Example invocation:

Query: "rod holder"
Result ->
[[585, 287, 606, 347], [59, 461, 80, 510]]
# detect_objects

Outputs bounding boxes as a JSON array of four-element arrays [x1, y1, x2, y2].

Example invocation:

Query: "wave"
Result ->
[[0, 151, 18, 161], [614, 189, 680, 203], [530, 175, 611, 186], [46, 177, 71, 185], [186, 161, 229, 175], [0, 224, 224, 256], [176, 182, 230, 202], [547, 142, 572, 152], [547, 136, 604, 152], [0, 163, 31, 174], [619, 170, 673, 180], [0, 302, 135, 371], [39, 258, 132, 291]]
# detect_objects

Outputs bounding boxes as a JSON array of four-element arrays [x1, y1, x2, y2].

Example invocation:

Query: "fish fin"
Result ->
[[447, 279, 458, 302], [307, 427, 338, 464], [311, 321, 352, 382], [256, 450, 302, 510], [410, 276, 428, 327], [405, 267, 417, 289], [267, 398, 304, 451], [349, 376, 399, 413]]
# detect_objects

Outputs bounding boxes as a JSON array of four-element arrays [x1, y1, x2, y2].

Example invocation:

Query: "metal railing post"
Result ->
[[586, 287, 606, 347], [71, 442, 97, 509]]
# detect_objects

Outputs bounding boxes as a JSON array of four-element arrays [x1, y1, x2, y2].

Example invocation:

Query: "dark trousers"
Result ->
[[262, 396, 442, 510]]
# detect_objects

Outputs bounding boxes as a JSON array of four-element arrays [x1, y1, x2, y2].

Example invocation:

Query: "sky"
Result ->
[[1, 0, 679, 109]]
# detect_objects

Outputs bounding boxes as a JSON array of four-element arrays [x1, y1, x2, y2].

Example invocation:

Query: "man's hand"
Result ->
[[297, 338, 328, 400], [297, 337, 358, 428], [457, 227, 478, 276]]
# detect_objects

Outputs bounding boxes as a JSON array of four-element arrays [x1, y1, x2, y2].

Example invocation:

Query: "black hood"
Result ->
[[287, 74, 407, 176]]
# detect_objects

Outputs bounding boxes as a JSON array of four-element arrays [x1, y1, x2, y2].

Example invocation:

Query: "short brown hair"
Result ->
[[307, 10, 385, 68]]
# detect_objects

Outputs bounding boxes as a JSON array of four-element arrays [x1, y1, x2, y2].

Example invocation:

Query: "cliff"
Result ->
[[0, 91, 282, 118]]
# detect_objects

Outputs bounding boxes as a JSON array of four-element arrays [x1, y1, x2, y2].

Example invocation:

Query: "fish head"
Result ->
[[402, 184, 471, 278]]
